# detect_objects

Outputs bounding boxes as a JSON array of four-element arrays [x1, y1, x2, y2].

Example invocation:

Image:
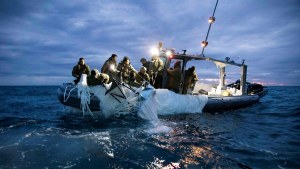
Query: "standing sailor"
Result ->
[[183, 66, 198, 94], [140, 58, 151, 74], [167, 61, 182, 93], [150, 56, 164, 88], [101, 54, 118, 81]]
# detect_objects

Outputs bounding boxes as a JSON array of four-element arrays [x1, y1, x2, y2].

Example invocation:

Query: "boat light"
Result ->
[[150, 47, 159, 56], [208, 17, 215, 23], [166, 51, 172, 57], [201, 41, 208, 47]]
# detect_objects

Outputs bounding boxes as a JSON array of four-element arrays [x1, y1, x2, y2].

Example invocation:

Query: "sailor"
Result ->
[[167, 61, 182, 93], [87, 69, 101, 86], [149, 56, 164, 88], [183, 66, 198, 94], [101, 54, 118, 81], [98, 73, 110, 84], [140, 58, 151, 74], [87, 69, 110, 86], [72, 57, 90, 84], [117, 56, 137, 84], [136, 66, 150, 86]]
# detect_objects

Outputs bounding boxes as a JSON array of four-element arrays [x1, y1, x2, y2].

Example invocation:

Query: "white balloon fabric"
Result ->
[[77, 75, 208, 120], [138, 89, 208, 121]]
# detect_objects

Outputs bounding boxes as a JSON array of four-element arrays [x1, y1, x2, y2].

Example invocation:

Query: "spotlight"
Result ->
[[150, 47, 159, 56], [166, 51, 171, 57], [208, 16, 215, 23], [201, 41, 208, 47]]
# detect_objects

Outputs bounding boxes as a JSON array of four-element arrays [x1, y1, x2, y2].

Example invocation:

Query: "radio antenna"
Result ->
[[201, 0, 219, 55]]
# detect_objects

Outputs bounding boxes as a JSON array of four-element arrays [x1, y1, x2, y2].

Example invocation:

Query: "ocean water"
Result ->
[[0, 86, 299, 169]]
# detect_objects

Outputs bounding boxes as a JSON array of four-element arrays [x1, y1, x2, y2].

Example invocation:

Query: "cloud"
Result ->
[[0, 0, 299, 86]]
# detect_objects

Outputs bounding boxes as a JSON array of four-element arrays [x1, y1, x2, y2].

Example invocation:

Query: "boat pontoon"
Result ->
[[57, 48, 267, 116]]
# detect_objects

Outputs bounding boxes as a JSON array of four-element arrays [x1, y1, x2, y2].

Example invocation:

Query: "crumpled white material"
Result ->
[[138, 89, 208, 121], [77, 75, 208, 120], [88, 83, 140, 118], [77, 74, 93, 116]]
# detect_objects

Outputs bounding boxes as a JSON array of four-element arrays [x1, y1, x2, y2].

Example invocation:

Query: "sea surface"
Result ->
[[0, 86, 299, 169]]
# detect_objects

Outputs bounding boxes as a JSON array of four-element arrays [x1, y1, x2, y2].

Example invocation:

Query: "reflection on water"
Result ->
[[0, 86, 299, 168]]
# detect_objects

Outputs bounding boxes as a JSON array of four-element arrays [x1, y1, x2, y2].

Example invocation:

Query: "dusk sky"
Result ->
[[0, 0, 299, 86]]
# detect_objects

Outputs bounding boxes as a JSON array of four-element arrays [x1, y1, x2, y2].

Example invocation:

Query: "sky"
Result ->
[[0, 0, 299, 86]]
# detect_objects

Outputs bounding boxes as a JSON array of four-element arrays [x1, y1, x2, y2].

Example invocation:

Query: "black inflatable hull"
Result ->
[[57, 84, 267, 113]]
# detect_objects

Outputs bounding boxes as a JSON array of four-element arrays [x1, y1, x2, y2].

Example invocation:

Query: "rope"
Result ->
[[63, 83, 94, 117], [63, 85, 77, 103], [77, 85, 94, 117], [63, 77, 143, 118]]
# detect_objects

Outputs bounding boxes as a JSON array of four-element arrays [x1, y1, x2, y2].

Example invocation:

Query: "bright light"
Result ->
[[166, 51, 171, 56], [110, 64, 115, 71], [150, 47, 159, 56], [208, 17, 215, 23], [201, 41, 208, 47]]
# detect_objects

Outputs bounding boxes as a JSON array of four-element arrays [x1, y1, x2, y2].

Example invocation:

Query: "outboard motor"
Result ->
[[227, 80, 265, 95], [247, 83, 264, 94]]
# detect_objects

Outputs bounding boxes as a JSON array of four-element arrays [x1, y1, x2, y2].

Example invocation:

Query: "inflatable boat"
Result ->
[[57, 82, 267, 114], [57, 48, 267, 117]]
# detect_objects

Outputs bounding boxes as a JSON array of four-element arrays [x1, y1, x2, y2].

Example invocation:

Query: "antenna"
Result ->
[[201, 0, 219, 55]]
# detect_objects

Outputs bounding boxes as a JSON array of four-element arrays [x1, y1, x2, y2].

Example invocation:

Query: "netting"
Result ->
[[64, 74, 143, 118]]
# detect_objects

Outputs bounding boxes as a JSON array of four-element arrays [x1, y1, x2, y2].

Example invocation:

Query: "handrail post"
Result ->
[[240, 65, 247, 95], [220, 67, 225, 88]]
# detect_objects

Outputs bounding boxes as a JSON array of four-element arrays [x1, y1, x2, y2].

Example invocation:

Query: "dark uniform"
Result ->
[[87, 76, 102, 86]]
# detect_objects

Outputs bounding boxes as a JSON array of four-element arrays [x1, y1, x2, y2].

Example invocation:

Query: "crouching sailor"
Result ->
[[117, 56, 138, 84], [136, 66, 150, 86], [72, 57, 91, 84], [87, 69, 110, 86]]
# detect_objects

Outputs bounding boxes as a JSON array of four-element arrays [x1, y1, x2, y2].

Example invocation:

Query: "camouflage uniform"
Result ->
[[136, 72, 150, 86], [99, 73, 110, 84], [117, 62, 137, 84], [101, 59, 117, 81], [183, 70, 198, 94], [87, 73, 110, 86], [167, 67, 182, 93], [72, 63, 90, 84], [142, 61, 151, 74], [149, 58, 164, 88]]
